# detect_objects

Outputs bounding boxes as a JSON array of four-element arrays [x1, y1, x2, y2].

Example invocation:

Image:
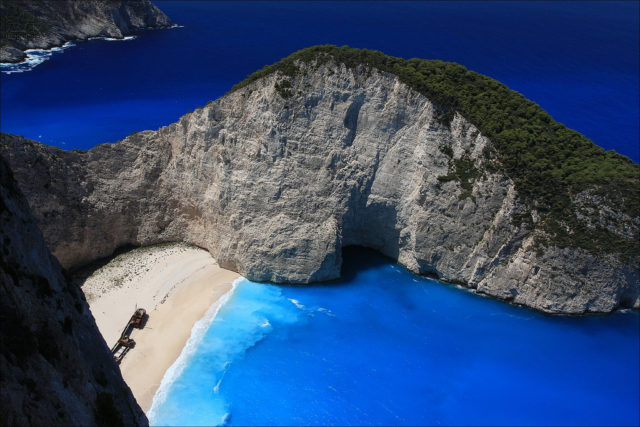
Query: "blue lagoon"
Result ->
[[149, 249, 639, 426]]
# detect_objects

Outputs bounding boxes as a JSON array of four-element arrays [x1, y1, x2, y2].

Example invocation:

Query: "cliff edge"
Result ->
[[0, 0, 172, 63], [0, 156, 147, 425], [2, 46, 638, 314]]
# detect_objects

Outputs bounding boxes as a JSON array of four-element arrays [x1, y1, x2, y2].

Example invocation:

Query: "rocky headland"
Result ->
[[0, 0, 172, 63], [0, 156, 147, 425], [1, 46, 638, 314]]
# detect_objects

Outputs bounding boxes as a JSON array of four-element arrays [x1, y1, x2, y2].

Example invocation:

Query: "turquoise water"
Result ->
[[1, 3, 637, 424], [149, 249, 639, 426]]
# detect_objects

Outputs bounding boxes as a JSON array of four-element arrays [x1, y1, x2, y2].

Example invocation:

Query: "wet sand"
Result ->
[[81, 243, 240, 412]]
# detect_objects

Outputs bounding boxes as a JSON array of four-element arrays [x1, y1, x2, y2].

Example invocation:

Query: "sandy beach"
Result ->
[[80, 243, 240, 412]]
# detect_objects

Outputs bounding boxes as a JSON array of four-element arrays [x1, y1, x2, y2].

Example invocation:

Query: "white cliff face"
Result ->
[[2, 61, 638, 314]]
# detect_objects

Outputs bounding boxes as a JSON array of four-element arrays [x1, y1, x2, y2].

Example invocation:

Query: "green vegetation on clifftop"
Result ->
[[231, 45, 639, 260]]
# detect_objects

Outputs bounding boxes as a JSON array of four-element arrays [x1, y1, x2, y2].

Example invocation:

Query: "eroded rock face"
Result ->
[[0, 156, 147, 426], [0, 0, 171, 63], [0, 45, 26, 63], [1, 62, 638, 313]]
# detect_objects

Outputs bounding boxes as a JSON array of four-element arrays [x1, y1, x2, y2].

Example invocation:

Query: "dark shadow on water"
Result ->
[[274, 246, 394, 290], [339, 248, 640, 322], [340, 246, 394, 283]]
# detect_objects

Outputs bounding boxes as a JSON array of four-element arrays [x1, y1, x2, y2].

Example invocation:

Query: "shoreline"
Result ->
[[147, 276, 242, 421], [1, 24, 182, 72], [80, 243, 240, 412], [0, 42, 76, 73]]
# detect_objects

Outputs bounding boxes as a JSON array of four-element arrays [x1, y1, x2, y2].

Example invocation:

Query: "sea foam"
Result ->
[[148, 277, 241, 422], [0, 35, 137, 74], [103, 36, 137, 42], [147, 251, 639, 426], [148, 279, 305, 426], [1, 42, 74, 74]]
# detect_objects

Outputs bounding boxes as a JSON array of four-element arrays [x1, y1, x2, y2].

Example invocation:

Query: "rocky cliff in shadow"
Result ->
[[0, 0, 172, 63], [1, 46, 638, 314], [0, 156, 147, 425]]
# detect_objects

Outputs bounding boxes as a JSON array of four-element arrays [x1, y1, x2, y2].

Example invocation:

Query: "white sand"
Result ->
[[81, 243, 240, 412]]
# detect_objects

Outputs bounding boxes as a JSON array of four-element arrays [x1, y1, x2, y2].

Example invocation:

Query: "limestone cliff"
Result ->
[[0, 0, 171, 63], [0, 156, 147, 425], [1, 47, 638, 314]]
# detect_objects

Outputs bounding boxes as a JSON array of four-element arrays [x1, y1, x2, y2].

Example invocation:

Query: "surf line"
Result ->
[[147, 278, 241, 419]]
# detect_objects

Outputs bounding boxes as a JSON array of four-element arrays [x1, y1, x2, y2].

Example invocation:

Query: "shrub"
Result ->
[[230, 45, 639, 258]]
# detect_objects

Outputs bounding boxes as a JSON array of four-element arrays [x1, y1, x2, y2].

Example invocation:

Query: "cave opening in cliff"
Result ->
[[340, 245, 443, 284], [340, 246, 395, 281]]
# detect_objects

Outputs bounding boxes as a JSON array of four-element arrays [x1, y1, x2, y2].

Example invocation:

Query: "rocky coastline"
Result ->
[[0, 0, 172, 64], [2, 48, 638, 314]]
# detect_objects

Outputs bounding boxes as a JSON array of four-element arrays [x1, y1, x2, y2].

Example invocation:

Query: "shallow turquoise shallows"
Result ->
[[149, 248, 639, 426]]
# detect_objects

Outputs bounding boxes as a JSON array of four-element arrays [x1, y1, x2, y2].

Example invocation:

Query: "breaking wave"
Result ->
[[148, 279, 305, 426], [1, 42, 74, 74], [95, 36, 137, 42], [147, 277, 240, 423], [0, 34, 138, 74]]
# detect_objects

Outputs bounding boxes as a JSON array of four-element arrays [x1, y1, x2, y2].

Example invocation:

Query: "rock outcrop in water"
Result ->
[[0, 0, 172, 63], [1, 46, 638, 314], [0, 157, 147, 425]]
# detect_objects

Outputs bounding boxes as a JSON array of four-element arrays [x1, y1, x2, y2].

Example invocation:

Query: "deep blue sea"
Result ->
[[148, 249, 639, 426], [1, 2, 638, 425], [0, 1, 638, 162]]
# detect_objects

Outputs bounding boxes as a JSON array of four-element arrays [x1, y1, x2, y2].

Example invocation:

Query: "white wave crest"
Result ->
[[148, 280, 304, 425], [220, 412, 230, 425], [147, 278, 241, 421], [88, 36, 137, 42], [317, 307, 335, 317], [103, 36, 137, 41], [1, 41, 75, 74], [212, 362, 230, 394], [288, 298, 305, 309]]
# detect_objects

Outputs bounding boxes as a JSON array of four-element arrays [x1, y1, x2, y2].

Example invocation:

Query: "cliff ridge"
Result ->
[[2, 46, 638, 314]]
